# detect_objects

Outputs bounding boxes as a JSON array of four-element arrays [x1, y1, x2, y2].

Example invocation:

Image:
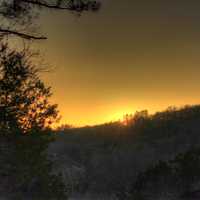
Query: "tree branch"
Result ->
[[0, 0, 101, 40], [21, 0, 100, 12], [0, 28, 47, 40], [21, 0, 72, 10]]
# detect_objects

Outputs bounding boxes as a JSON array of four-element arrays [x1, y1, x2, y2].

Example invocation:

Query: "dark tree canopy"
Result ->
[[0, 0, 101, 40], [0, 43, 59, 133], [0, 44, 68, 199]]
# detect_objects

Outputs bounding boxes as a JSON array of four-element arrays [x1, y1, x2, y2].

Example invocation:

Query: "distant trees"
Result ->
[[51, 105, 200, 198], [0, 0, 101, 40]]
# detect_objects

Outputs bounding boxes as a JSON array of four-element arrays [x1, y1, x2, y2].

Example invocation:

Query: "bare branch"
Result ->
[[0, 0, 101, 40], [0, 28, 47, 40], [21, 0, 73, 10], [21, 0, 100, 12]]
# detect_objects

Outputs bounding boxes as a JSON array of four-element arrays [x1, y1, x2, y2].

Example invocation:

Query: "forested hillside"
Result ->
[[50, 105, 200, 199]]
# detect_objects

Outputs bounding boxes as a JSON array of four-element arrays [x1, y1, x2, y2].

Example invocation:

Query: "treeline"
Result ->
[[51, 105, 200, 199]]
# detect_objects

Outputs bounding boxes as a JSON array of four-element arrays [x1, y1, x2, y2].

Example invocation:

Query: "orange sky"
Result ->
[[32, 0, 200, 126]]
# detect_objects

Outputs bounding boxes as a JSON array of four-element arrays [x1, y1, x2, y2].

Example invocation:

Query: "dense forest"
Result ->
[[49, 105, 200, 199]]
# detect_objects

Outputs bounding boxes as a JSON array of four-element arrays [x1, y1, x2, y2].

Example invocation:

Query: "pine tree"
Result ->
[[0, 44, 68, 199]]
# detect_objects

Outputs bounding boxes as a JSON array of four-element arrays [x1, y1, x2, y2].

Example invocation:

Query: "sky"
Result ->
[[33, 0, 200, 126]]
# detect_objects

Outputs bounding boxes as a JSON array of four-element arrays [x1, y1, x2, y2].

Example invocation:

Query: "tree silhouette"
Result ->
[[0, 1, 102, 199], [0, 44, 67, 199], [0, 0, 101, 40], [0, 43, 59, 133]]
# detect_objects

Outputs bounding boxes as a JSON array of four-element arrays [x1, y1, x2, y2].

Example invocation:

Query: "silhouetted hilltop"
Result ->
[[49, 105, 200, 199]]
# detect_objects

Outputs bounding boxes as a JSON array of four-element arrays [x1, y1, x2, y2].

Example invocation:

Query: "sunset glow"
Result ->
[[33, 1, 200, 126], [2, 1, 200, 199]]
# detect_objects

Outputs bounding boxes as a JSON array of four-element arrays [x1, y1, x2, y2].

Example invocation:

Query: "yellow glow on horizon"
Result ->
[[53, 106, 136, 128], [30, 3, 200, 128], [51, 101, 200, 128], [105, 109, 134, 123]]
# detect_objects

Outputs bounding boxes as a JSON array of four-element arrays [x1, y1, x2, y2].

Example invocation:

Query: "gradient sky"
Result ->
[[33, 0, 200, 126]]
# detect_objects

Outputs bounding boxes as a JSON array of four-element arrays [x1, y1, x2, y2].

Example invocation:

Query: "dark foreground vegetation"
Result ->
[[50, 105, 200, 199], [0, 44, 68, 199]]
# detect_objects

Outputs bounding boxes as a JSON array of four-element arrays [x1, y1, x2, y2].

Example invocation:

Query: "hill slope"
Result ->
[[48, 105, 200, 199]]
